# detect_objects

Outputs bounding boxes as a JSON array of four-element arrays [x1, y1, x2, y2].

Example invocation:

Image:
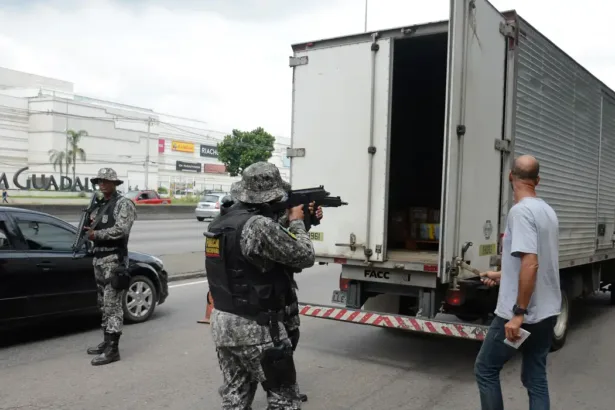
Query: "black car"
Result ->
[[0, 206, 169, 328]]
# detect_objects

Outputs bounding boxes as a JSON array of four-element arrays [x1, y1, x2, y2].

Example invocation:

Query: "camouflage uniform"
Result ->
[[210, 162, 315, 410], [86, 168, 136, 366], [90, 197, 136, 334]]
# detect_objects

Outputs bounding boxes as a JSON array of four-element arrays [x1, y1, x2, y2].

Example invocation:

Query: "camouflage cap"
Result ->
[[90, 167, 124, 185], [230, 162, 290, 204]]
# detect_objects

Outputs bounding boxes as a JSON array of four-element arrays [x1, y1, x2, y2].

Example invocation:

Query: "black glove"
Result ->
[[288, 328, 300, 351]]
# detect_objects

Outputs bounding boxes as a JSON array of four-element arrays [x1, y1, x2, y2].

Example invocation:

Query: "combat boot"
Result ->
[[87, 332, 110, 355], [91, 333, 121, 366]]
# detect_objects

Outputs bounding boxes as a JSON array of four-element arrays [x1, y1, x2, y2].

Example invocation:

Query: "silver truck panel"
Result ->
[[597, 95, 615, 250], [514, 18, 607, 261], [440, 0, 508, 282]]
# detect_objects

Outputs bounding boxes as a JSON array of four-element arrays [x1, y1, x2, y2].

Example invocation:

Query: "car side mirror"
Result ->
[[86, 240, 95, 255]]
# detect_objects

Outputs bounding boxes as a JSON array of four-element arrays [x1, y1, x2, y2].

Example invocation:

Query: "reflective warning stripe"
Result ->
[[298, 303, 488, 341]]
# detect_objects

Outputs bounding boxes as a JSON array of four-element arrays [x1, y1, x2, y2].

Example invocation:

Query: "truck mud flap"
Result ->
[[298, 303, 489, 341]]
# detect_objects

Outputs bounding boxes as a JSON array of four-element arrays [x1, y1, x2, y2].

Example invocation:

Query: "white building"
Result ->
[[0, 66, 290, 195]]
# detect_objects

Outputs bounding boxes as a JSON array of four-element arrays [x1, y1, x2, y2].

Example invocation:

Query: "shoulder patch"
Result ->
[[278, 224, 297, 240]]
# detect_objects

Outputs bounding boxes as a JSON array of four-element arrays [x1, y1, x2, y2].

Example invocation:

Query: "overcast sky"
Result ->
[[0, 0, 611, 137]]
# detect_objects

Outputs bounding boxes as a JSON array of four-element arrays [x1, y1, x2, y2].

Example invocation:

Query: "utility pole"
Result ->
[[364, 0, 368, 32], [144, 117, 152, 189]]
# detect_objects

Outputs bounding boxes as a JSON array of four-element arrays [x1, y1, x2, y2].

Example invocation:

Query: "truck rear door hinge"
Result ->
[[499, 21, 516, 38], [494, 139, 511, 153], [286, 147, 305, 158], [289, 56, 308, 67]]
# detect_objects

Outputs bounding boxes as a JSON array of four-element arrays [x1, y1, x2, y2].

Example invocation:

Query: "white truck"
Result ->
[[288, 0, 615, 351]]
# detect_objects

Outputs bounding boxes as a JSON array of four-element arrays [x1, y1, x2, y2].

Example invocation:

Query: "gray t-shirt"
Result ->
[[495, 197, 561, 324]]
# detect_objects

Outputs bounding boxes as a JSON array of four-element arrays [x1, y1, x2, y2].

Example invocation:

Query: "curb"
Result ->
[[168, 271, 206, 283]]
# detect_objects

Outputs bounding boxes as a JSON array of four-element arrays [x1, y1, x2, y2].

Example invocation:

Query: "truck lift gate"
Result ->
[[298, 303, 489, 341]]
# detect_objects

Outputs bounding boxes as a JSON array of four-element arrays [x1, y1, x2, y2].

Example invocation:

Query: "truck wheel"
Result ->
[[454, 314, 481, 322], [550, 288, 570, 352]]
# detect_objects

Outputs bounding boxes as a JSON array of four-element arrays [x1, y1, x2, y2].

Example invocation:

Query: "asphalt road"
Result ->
[[68, 218, 209, 277], [2, 261, 615, 410]]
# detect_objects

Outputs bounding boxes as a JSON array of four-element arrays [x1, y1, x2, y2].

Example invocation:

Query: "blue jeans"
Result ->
[[474, 315, 556, 410]]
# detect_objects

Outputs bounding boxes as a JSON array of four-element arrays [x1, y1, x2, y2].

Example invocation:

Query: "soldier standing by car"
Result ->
[[85, 168, 137, 366], [207, 162, 315, 409]]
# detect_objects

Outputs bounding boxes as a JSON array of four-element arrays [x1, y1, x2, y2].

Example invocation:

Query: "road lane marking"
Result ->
[[169, 279, 208, 288]]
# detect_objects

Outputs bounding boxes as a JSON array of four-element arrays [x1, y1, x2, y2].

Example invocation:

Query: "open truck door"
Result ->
[[440, 0, 509, 283], [289, 36, 392, 263]]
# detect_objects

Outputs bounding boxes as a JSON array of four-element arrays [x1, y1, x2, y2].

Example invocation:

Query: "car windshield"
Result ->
[[201, 195, 220, 203], [124, 191, 140, 199]]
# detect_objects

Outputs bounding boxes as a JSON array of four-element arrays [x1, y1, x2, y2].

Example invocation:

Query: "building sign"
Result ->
[[200, 144, 219, 158], [171, 140, 195, 153], [158, 139, 165, 153], [176, 160, 201, 173], [0, 167, 95, 191], [204, 164, 226, 174]]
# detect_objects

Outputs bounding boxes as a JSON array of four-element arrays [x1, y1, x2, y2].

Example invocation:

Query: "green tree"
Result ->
[[217, 127, 275, 176], [48, 149, 68, 177], [66, 129, 88, 188]]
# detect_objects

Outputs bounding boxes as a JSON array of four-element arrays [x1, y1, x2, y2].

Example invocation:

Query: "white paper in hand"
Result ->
[[503, 328, 531, 349]]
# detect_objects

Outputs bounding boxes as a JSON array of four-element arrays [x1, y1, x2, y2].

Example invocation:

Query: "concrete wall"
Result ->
[[26, 96, 159, 189], [0, 67, 73, 93], [0, 94, 29, 165]]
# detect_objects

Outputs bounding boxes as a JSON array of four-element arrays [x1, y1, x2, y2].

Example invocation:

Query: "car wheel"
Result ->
[[162, 201, 169, 204], [123, 275, 157, 324], [550, 288, 570, 352], [197, 217, 205, 222]]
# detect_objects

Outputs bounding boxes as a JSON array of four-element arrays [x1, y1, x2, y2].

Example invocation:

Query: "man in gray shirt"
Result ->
[[475, 155, 561, 410]]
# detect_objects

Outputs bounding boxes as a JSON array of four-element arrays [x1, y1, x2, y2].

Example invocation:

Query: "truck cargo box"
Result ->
[[288, 0, 615, 284]]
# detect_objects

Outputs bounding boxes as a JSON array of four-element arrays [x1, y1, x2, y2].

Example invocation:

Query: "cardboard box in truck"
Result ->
[[288, 0, 615, 350]]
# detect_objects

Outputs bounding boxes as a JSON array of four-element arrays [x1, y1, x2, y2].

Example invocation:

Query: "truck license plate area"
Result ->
[[331, 290, 347, 304]]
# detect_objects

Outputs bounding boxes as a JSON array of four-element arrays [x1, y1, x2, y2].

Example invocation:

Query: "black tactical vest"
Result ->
[[93, 193, 129, 252], [205, 203, 292, 319]]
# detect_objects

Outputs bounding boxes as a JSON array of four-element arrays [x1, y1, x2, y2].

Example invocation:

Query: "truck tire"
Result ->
[[550, 288, 570, 352]]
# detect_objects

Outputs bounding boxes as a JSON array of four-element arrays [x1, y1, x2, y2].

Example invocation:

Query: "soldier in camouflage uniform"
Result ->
[[274, 203, 322, 404], [85, 168, 137, 366], [206, 162, 316, 410]]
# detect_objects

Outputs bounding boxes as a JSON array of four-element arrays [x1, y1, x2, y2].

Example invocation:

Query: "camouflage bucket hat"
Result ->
[[90, 167, 124, 185], [230, 162, 290, 204]]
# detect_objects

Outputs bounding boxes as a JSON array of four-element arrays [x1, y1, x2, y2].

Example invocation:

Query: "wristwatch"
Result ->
[[512, 304, 528, 316]]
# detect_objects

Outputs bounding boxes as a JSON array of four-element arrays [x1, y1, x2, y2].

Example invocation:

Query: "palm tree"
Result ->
[[48, 149, 67, 177], [66, 129, 88, 187]]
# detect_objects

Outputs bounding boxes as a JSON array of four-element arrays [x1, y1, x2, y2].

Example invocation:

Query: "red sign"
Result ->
[[158, 139, 165, 153], [204, 164, 226, 174]]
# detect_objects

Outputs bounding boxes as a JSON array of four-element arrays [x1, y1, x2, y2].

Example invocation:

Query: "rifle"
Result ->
[[72, 191, 101, 257], [270, 185, 348, 230]]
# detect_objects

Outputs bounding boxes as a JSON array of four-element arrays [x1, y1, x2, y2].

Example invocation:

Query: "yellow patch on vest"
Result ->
[[279, 225, 297, 240], [205, 237, 220, 257]]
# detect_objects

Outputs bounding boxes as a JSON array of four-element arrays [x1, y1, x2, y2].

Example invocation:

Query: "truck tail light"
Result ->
[[339, 277, 350, 291], [215, 201, 220, 209], [446, 289, 464, 306]]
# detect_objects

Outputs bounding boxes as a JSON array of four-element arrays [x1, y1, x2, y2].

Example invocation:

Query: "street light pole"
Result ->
[[145, 117, 151, 189], [364, 0, 368, 32]]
